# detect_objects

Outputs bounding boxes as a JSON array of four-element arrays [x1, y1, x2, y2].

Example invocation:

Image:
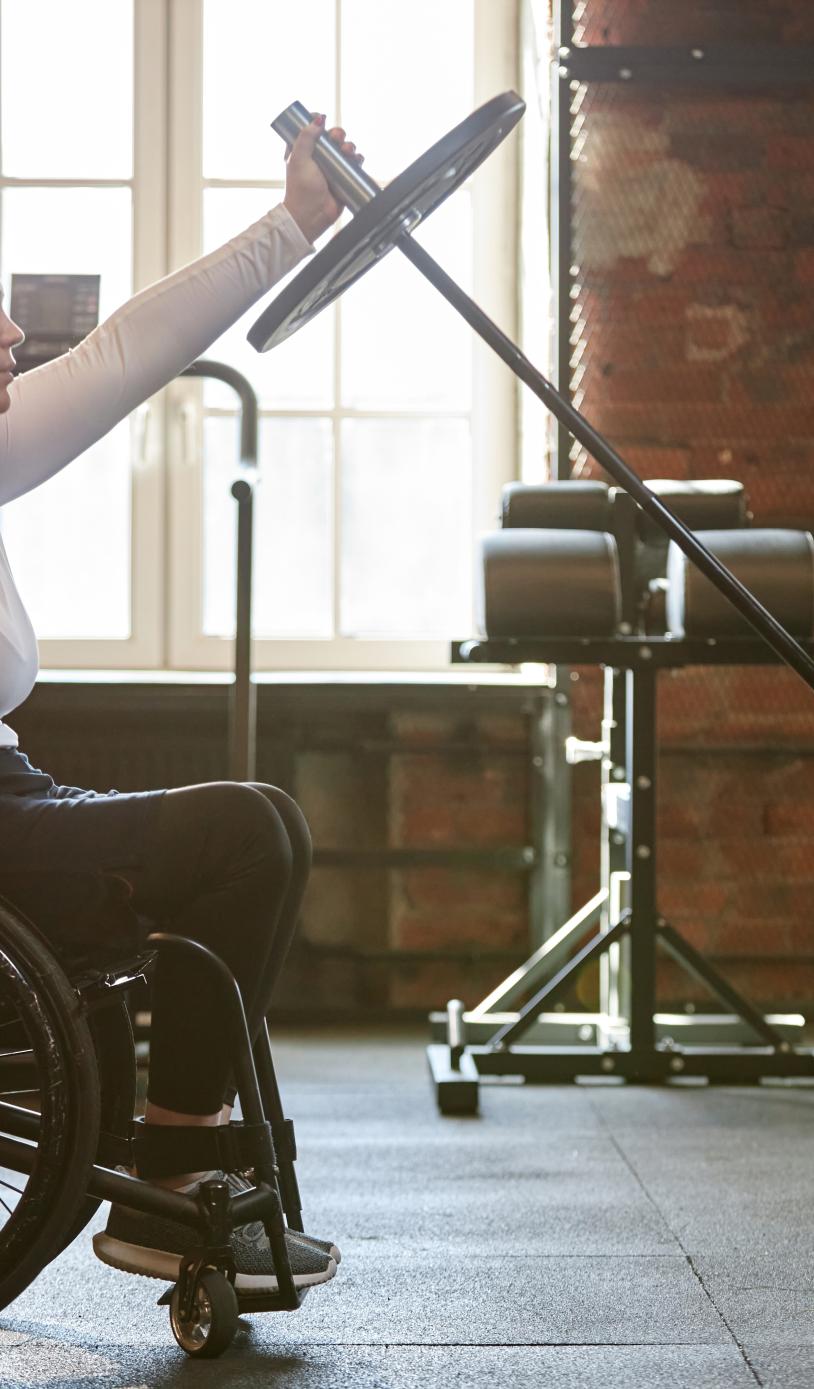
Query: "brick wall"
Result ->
[[568, 0, 814, 1006], [11, 680, 538, 1020]]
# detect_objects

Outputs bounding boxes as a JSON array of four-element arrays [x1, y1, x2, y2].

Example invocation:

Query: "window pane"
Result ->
[[203, 188, 335, 410], [2, 0, 133, 178], [2, 424, 131, 639], [340, 418, 472, 636], [1, 188, 132, 321], [341, 0, 474, 180], [203, 0, 336, 180], [203, 415, 334, 639], [341, 191, 472, 411]]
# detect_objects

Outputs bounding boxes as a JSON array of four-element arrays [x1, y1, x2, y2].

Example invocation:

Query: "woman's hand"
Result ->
[[283, 115, 364, 245]]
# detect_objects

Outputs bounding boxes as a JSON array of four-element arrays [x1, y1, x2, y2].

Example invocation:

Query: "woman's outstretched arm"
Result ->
[[0, 202, 312, 507]]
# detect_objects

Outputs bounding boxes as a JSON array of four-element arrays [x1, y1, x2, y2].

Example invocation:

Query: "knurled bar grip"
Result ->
[[272, 101, 382, 213], [272, 101, 814, 693]]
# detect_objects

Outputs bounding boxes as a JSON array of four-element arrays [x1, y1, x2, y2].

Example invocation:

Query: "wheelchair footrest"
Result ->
[[158, 1284, 307, 1313], [236, 1287, 308, 1314]]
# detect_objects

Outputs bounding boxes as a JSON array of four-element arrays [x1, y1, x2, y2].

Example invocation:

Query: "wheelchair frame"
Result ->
[[0, 908, 311, 1356]]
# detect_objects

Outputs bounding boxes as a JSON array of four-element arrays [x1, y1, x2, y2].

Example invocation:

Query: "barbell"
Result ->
[[247, 95, 814, 691]]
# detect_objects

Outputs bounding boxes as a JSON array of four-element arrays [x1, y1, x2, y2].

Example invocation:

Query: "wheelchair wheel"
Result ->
[[169, 1270, 239, 1358], [58, 998, 138, 1252], [0, 898, 101, 1308]]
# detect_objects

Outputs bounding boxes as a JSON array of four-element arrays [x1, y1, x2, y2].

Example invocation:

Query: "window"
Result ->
[[0, 0, 519, 672]]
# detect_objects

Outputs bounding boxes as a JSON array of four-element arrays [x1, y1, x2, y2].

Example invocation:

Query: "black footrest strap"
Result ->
[[132, 1116, 276, 1178]]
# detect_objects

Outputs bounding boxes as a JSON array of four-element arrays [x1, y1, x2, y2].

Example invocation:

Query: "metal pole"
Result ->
[[536, 686, 572, 946], [231, 479, 256, 783], [626, 667, 657, 1053], [396, 235, 814, 693], [551, 0, 574, 478], [180, 361, 259, 782]]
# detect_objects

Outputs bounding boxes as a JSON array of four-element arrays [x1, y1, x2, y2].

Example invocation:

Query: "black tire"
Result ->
[[58, 999, 137, 1252], [0, 899, 101, 1308], [170, 1270, 239, 1359]]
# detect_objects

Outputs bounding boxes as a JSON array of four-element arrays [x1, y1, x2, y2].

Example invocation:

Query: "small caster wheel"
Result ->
[[169, 1269, 239, 1358]]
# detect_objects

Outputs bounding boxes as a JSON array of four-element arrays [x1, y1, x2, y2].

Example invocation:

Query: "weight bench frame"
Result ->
[[428, 636, 814, 1114]]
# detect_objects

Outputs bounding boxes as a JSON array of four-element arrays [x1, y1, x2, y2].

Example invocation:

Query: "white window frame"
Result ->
[[25, 0, 519, 673], [33, 0, 168, 669], [166, 0, 520, 672]]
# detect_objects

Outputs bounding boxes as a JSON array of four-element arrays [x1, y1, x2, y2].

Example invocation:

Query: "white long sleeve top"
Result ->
[[0, 203, 313, 749]]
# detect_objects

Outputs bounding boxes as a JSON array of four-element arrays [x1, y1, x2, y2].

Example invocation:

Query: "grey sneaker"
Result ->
[[93, 1195, 336, 1294], [226, 1171, 342, 1266]]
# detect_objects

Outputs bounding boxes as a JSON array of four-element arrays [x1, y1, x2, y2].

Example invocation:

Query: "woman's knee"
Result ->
[[162, 781, 294, 884], [247, 784, 312, 872]]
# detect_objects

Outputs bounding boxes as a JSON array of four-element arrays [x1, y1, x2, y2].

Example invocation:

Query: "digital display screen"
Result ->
[[25, 284, 74, 334], [8, 273, 100, 369]]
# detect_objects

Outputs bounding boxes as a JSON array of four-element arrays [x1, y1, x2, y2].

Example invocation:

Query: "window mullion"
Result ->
[[333, 0, 344, 642], [472, 0, 520, 536], [128, 0, 169, 670], [166, 0, 206, 672]]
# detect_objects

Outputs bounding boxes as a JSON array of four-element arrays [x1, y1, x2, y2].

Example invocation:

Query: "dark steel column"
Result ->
[[535, 686, 572, 947], [551, 0, 574, 478], [626, 667, 657, 1052], [230, 479, 256, 783]]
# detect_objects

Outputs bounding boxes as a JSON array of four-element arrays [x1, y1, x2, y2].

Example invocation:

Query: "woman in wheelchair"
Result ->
[[0, 116, 360, 1299]]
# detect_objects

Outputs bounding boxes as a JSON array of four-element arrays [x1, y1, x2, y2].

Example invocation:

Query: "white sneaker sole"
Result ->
[[92, 1232, 337, 1292]]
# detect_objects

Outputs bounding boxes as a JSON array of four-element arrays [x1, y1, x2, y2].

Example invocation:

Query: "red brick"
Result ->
[[771, 135, 814, 172], [784, 920, 814, 953], [391, 754, 527, 848], [795, 248, 814, 287], [686, 311, 748, 359], [669, 133, 763, 173], [589, 366, 723, 406], [658, 879, 733, 921], [708, 919, 793, 956], [576, 2, 797, 45], [574, 327, 687, 372], [388, 957, 503, 1011], [714, 960, 814, 1005], [619, 446, 693, 479], [391, 900, 527, 954], [716, 838, 805, 883], [658, 766, 764, 838], [669, 102, 784, 142], [389, 712, 459, 745], [731, 205, 790, 250], [660, 667, 814, 746], [675, 247, 790, 287], [659, 838, 723, 881], [699, 172, 765, 210], [475, 713, 530, 747]]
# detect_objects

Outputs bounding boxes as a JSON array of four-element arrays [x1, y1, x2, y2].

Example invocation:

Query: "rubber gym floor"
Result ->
[[1, 1026, 813, 1389]]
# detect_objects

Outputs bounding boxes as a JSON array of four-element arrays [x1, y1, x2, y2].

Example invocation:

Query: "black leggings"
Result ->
[[119, 782, 311, 1115]]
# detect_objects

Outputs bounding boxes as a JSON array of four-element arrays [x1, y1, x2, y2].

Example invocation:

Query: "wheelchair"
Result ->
[[0, 890, 315, 1359]]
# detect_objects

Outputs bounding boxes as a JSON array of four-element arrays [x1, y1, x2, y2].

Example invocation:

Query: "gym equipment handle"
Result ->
[[272, 101, 382, 214]]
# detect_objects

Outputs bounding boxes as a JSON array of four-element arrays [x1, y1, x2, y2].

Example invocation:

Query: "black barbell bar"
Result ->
[[273, 101, 814, 693]]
